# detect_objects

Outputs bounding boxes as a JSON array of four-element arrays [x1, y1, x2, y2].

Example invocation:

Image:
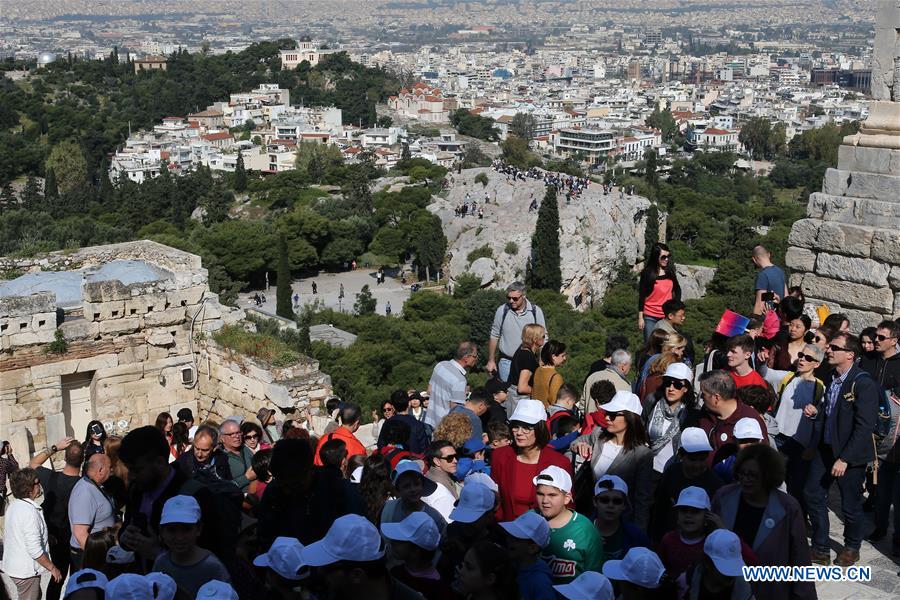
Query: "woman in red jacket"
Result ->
[[491, 399, 573, 521]]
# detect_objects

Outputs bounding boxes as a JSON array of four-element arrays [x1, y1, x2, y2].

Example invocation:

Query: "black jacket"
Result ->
[[377, 414, 429, 454], [811, 365, 879, 466], [859, 352, 900, 395]]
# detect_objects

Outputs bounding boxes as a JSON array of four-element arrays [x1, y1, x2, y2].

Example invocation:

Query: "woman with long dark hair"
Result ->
[[638, 242, 681, 342], [571, 391, 654, 529], [642, 363, 699, 473], [359, 453, 395, 526], [83, 420, 107, 461]]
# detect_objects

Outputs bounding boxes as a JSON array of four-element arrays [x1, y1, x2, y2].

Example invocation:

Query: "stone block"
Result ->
[[143, 307, 186, 327], [2, 367, 33, 388], [6, 330, 56, 347], [45, 413, 67, 446], [815, 253, 890, 287], [0, 292, 56, 319], [890, 266, 900, 289], [166, 286, 206, 309], [265, 383, 293, 409], [83, 280, 131, 303], [245, 377, 267, 400], [809, 192, 900, 228], [811, 222, 874, 258], [785, 247, 816, 272], [800, 274, 894, 313], [788, 219, 821, 249], [99, 317, 141, 335], [871, 230, 900, 264], [83, 301, 125, 321], [30, 358, 81, 380], [60, 319, 100, 340], [838, 145, 900, 176], [118, 344, 149, 364], [823, 168, 900, 201], [32, 312, 56, 330]]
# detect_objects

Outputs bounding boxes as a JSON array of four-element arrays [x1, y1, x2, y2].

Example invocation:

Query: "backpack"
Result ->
[[498, 302, 539, 348], [774, 372, 825, 417]]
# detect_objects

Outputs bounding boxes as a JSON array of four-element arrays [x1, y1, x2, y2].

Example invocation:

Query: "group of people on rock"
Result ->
[[490, 162, 591, 202], [2, 244, 899, 600]]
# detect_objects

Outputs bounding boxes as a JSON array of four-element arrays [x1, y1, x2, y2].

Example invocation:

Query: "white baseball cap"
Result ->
[[380, 511, 441, 551], [105, 545, 135, 565], [602, 547, 665, 589], [704, 529, 745, 577], [679, 427, 713, 453], [734, 417, 764, 441], [594, 474, 629, 497], [673, 486, 711, 510], [449, 482, 496, 523], [663, 362, 694, 382], [64, 569, 108, 599], [553, 571, 614, 600], [300, 514, 385, 566], [253, 537, 308, 580], [196, 580, 238, 600], [145, 572, 176, 600], [532, 465, 572, 494], [499, 511, 551, 548], [392, 460, 438, 495], [600, 391, 642, 416], [465, 472, 499, 493], [509, 399, 548, 425], [350, 465, 364, 484], [160, 495, 201, 525]]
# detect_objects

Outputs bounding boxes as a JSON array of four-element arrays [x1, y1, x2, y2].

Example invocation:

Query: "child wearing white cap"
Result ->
[[649, 427, 724, 542], [712, 417, 765, 484], [380, 513, 452, 599], [151, 495, 231, 599], [252, 537, 308, 599], [591, 475, 651, 562], [657, 487, 755, 592], [499, 512, 555, 600], [532, 466, 604, 583], [553, 571, 614, 600], [685, 529, 754, 600], [602, 547, 673, 597]]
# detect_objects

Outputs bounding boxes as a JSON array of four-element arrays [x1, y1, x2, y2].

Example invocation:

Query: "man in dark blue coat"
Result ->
[[803, 332, 878, 567], [377, 390, 430, 454]]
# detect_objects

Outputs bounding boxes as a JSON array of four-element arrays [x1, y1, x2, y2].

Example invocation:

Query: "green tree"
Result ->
[[452, 272, 483, 299], [44, 168, 58, 200], [276, 233, 293, 319], [450, 109, 498, 141], [21, 176, 42, 210], [739, 117, 773, 159], [413, 212, 447, 278], [645, 107, 678, 142], [643, 147, 659, 194], [529, 186, 561, 290], [509, 113, 536, 141], [233, 152, 247, 192], [501, 135, 539, 169], [45, 140, 87, 195], [354, 284, 377, 315]]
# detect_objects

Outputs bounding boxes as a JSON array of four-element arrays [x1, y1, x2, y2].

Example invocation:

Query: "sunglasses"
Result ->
[[507, 295, 523, 301], [439, 454, 459, 462], [596, 496, 625, 506], [659, 255, 671, 261], [662, 377, 687, 390], [828, 344, 851, 353], [605, 411, 623, 420], [798, 353, 820, 363], [510, 421, 535, 431], [244, 434, 259, 440], [383, 407, 395, 413], [876, 334, 897, 342]]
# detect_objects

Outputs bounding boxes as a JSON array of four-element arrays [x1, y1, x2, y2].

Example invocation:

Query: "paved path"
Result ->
[[238, 269, 413, 317]]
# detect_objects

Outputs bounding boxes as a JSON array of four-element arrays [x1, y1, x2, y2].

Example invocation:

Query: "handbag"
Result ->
[[571, 453, 596, 517]]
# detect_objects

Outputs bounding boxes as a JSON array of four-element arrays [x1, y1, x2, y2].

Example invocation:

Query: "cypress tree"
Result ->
[[44, 167, 58, 199], [529, 185, 562, 290], [276, 234, 293, 319], [234, 152, 247, 192]]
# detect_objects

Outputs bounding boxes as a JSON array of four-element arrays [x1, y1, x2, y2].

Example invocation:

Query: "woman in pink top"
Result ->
[[638, 243, 681, 342]]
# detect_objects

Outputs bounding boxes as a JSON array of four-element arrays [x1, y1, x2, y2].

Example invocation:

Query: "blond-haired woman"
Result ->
[[505, 323, 545, 417], [637, 332, 688, 393]]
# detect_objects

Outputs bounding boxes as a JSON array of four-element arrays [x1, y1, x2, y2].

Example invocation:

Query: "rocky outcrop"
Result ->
[[678, 264, 717, 300], [431, 168, 651, 308], [785, 1, 900, 330]]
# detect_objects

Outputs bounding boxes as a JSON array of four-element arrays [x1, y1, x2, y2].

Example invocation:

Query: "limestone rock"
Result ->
[[434, 168, 650, 308], [799, 274, 894, 313], [677, 264, 716, 300], [785, 248, 816, 272], [469, 257, 496, 286], [815, 254, 890, 288]]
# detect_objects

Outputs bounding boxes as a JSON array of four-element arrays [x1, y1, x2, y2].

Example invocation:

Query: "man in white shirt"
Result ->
[[425, 341, 478, 429]]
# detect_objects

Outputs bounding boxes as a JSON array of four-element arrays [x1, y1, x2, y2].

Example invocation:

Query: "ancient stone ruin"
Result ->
[[0, 240, 332, 460], [786, 1, 900, 330]]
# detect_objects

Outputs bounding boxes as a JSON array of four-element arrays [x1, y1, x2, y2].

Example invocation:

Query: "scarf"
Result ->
[[648, 399, 684, 454]]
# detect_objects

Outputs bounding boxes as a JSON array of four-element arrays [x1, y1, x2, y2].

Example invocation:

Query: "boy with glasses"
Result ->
[[802, 332, 879, 566], [591, 475, 650, 562]]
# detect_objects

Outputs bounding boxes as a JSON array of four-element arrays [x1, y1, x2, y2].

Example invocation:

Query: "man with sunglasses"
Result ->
[[860, 320, 900, 550], [802, 332, 879, 567], [486, 281, 547, 383], [425, 441, 461, 502], [757, 343, 826, 512]]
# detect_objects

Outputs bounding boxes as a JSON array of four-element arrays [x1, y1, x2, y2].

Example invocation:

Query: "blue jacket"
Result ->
[[377, 414, 430, 454], [814, 365, 879, 466], [517, 560, 556, 600]]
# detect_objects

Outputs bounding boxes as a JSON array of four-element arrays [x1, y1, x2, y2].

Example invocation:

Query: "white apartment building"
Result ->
[[551, 128, 616, 165], [280, 41, 335, 69], [687, 127, 741, 152]]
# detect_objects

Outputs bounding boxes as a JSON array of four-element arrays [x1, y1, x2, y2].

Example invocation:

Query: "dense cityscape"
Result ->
[[1, 1, 899, 600]]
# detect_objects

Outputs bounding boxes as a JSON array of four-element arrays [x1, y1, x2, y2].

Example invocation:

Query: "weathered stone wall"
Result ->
[[786, 0, 900, 334], [195, 342, 332, 424]]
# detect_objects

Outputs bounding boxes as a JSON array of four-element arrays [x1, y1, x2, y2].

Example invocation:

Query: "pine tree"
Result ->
[[22, 176, 42, 210], [276, 234, 294, 319], [529, 186, 562, 290], [354, 285, 377, 315], [234, 152, 247, 192]]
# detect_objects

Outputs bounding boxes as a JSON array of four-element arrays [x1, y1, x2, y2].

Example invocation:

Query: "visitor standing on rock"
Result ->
[[638, 243, 681, 342], [486, 282, 547, 384]]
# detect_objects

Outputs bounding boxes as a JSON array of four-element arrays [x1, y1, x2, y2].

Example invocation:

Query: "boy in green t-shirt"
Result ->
[[533, 465, 605, 583]]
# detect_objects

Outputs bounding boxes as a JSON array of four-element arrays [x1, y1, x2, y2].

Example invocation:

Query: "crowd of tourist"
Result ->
[[490, 162, 591, 201], [2, 244, 899, 600]]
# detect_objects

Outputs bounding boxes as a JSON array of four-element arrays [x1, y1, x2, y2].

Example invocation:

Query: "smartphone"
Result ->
[[90, 424, 104, 436], [762, 291, 775, 302]]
